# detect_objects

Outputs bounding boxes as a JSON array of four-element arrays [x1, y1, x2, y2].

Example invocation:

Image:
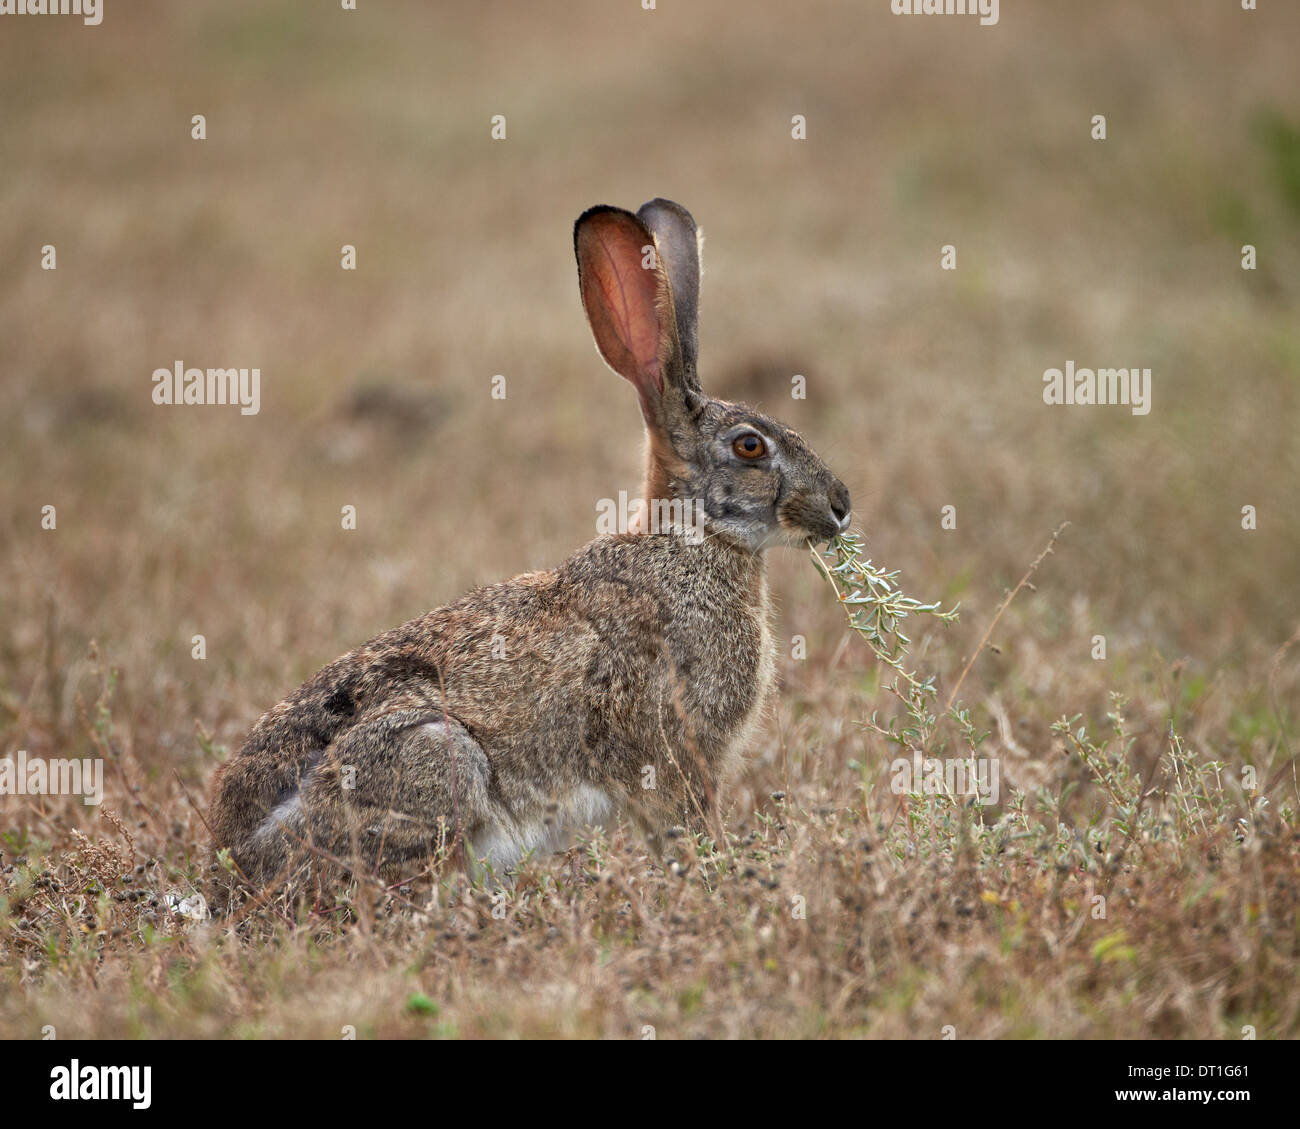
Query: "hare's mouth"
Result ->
[[777, 503, 844, 545]]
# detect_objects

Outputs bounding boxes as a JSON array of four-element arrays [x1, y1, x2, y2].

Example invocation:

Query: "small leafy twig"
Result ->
[[809, 532, 958, 687]]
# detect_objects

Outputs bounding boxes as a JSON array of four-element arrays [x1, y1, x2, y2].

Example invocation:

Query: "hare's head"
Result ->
[[576, 199, 850, 551]]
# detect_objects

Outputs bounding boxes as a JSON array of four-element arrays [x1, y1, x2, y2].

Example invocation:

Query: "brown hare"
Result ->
[[207, 198, 850, 893]]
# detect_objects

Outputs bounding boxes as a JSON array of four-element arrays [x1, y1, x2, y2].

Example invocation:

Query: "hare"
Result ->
[[207, 198, 850, 892]]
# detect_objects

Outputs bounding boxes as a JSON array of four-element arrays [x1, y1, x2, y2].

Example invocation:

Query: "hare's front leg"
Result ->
[[627, 752, 722, 861]]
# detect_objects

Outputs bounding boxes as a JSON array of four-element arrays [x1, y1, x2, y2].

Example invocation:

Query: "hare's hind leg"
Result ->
[[297, 708, 494, 873]]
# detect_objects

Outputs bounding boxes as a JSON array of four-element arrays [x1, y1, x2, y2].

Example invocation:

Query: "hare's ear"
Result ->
[[574, 206, 684, 422], [636, 198, 702, 386]]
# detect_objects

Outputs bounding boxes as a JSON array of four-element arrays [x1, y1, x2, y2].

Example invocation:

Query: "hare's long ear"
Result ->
[[574, 206, 685, 424], [636, 198, 702, 389]]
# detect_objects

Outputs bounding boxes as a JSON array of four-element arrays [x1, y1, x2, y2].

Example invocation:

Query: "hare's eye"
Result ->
[[732, 434, 766, 460]]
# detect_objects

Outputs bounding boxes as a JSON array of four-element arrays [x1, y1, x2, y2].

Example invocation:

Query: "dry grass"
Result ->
[[1, 0, 1299, 1038]]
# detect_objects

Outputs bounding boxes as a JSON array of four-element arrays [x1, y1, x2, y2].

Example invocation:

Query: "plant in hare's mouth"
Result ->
[[809, 532, 982, 791]]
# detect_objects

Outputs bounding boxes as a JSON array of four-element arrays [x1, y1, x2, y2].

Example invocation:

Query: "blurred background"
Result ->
[[1, 0, 1297, 830]]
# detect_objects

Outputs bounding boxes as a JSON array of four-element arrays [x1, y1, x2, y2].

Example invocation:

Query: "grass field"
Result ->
[[1, 0, 1298, 1039]]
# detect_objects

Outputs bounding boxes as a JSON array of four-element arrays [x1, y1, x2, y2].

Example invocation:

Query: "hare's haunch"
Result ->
[[208, 199, 850, 892]]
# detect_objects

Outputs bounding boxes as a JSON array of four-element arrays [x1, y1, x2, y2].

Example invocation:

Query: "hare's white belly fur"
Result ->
[[470, 782, 615, 873]]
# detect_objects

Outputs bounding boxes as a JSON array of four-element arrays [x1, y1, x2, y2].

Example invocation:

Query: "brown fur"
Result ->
[[207, 199, 847, 898]]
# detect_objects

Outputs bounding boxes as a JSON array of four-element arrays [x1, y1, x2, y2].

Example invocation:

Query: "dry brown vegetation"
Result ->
[[1, 1, 1298, 1038]]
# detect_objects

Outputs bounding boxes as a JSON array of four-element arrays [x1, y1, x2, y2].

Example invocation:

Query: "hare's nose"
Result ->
[[829, 480, 852, 531]]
